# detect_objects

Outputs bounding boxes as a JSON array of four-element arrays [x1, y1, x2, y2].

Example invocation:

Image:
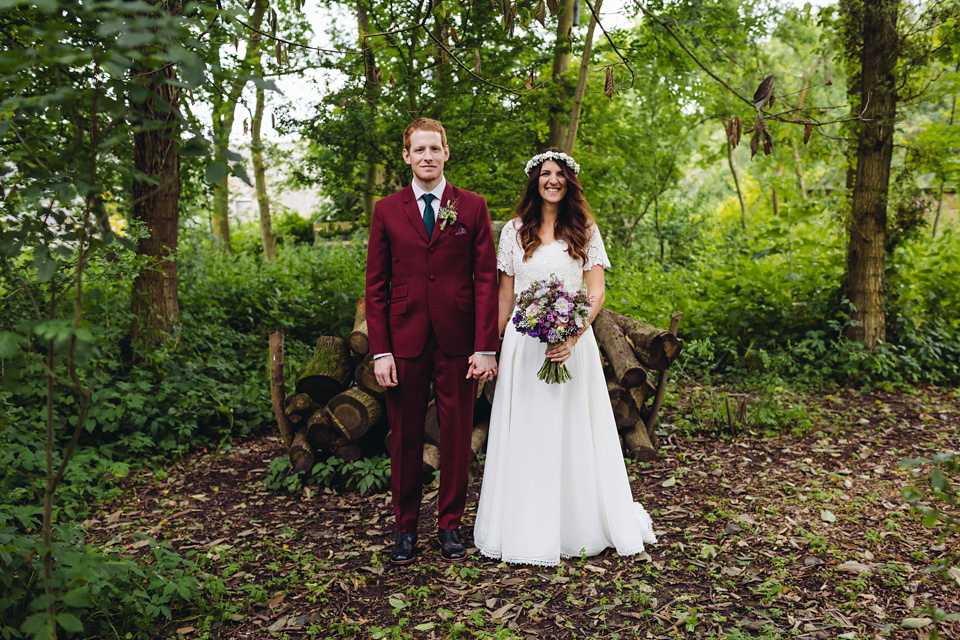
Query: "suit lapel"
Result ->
[[428, 182, 457, 248], [401, 185, 429, 243]]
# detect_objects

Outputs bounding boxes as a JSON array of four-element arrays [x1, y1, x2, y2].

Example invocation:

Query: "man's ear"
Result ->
[[402, 148, 411, 164], [444, 146, 450, 161]]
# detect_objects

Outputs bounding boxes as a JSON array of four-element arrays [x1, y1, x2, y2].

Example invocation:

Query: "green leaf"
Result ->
[[204, 161, 228, 184], [899, 457, 928, 468], [116, 31, 156, 48], [820, 510, 836, 523], [56, 613, 84, 633], [414, 622, 436, 631], [661, 477, 676, 488], [36, 256, 58, 283], [0, 331, 24, 358], [61, 588, 91, 608], [231, 162, 251, 186], [930, 469, 949, 491]]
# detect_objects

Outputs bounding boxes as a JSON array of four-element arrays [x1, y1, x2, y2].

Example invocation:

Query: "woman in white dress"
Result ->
[[473, 149, 657, 566]]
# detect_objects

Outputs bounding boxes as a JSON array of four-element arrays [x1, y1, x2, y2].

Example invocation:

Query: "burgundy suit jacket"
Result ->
[[365, 182, 499, 359]]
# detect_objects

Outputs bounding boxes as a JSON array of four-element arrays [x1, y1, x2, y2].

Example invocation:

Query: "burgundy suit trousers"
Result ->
[[387, 331, 477, 532]]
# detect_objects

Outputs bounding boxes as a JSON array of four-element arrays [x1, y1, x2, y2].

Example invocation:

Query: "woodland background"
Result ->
[[1, 0, 959, 636]]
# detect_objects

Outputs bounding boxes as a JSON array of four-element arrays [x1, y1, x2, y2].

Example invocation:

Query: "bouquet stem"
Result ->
[[538, 343, 572, 384]]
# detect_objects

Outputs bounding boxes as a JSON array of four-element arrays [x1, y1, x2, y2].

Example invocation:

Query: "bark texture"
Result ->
[[845, 0, 899, 348], [131, 29, 181, 344]]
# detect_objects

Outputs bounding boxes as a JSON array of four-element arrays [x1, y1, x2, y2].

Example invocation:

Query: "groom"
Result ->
[[365, 118, 499, 564]]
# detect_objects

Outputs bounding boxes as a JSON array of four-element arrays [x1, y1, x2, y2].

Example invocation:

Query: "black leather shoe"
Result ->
[[438, 529, 467, 562], [389, 532, 418, 565]]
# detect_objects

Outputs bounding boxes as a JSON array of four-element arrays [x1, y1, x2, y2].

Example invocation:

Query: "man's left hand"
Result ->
[[467, 353, 498, 382]]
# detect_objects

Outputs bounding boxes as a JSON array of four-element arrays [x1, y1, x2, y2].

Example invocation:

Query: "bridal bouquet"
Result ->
[[512, 276, 591, 384]]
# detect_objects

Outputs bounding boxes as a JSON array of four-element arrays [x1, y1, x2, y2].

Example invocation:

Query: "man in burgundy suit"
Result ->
[[365, 118, 499, 564]]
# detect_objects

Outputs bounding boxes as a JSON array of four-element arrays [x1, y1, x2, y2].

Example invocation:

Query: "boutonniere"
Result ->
[[437, 200, 459, 231]]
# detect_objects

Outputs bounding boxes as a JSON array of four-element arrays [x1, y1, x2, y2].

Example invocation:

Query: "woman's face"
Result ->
[[537, 160, 567, 205]]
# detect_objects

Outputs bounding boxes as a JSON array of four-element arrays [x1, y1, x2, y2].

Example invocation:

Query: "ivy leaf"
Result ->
[[820, 509, 836, 523]]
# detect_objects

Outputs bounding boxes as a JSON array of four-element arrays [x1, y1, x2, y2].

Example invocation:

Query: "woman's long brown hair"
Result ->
[[512, 149, 593, 264]]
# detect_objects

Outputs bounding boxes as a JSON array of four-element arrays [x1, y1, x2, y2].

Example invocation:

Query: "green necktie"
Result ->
[[422, 193, 436, 238]]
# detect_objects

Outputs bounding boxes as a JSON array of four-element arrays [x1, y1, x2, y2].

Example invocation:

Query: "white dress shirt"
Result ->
[[412, 177, 447, 218], [373, 178, 495, 360]]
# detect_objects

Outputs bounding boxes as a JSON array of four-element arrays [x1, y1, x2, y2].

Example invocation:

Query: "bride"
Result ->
[[473, 149, 657, 566]]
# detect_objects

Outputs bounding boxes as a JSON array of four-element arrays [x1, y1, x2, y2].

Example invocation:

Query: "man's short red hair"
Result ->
[[403, 118, 447, 150]]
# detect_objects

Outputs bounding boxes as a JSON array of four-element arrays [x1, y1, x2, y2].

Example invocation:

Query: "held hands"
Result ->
[[374, 355, 399, 388], [545, 335, 578, 365], [467, 353, 498, 382]]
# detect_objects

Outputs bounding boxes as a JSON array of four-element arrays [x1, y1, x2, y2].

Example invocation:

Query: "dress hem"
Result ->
[[475, 543, 652, 567]]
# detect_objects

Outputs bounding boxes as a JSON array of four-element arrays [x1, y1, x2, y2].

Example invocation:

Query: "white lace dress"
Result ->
[[473, 219, 657, 566]]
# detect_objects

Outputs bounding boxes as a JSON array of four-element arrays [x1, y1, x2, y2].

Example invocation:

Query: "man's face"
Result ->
[[403, 130, 449, 184]]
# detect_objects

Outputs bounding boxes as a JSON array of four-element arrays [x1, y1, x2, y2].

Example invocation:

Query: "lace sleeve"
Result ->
[[584, 223, 611, 270], [496, 219, 517, 275]]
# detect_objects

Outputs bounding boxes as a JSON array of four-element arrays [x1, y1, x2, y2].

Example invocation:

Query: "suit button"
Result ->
[[428, 246, 435, 253], [429, 275, 436, 281]]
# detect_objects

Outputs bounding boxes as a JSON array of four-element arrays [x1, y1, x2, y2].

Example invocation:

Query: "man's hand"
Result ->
[[467, 353, 498, 382], [374, 355, 399, 387]]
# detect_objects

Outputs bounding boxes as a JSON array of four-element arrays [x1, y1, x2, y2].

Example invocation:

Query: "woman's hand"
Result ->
[[545, 335, 578, 364]]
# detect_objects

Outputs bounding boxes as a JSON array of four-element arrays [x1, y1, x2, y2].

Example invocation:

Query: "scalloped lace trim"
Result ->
[[476, 545, 561, 567]]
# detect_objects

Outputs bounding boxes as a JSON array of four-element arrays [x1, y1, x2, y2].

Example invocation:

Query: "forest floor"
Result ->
[[85, 384, 960, 639]]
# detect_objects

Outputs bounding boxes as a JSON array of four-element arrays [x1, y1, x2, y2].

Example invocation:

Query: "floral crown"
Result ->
[[524, 150, 580, 176]]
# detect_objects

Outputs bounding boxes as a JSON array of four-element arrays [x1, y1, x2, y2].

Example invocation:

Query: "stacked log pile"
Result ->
[[268, 300, 682, 480], [593, 309, 683, 460]]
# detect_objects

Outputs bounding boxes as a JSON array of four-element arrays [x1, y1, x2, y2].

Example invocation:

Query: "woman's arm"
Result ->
[[583, 265, 606, 325], [497, 272, 516, 337], [546, 266, 605, 364]]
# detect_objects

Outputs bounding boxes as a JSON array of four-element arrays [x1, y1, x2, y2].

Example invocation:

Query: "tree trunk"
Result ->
[[563, 0, 602, 154], [623, 424, 656, 460], [422, 442, 441, 478], [131, 37, 181, 345], [305, 410, 340, 451], [613, 396, 639, 430], [547, 0, 576, 148], [325, 387, 384, 440], [592, 311, 647, 388], [296, 336, 352, 404], [269, 331, 293, 450], [252, 84, 276, 259], [932, 60, 958, 241], [354, 355, 386, 399], [471, 421, 489, 456], [211, 169, 232, 252], [845, 0, 899, 349], [357, 0, 383, 222], [605, 309, 683, 370], [289, 429, 314, 472], [348, 298, 369, 355]]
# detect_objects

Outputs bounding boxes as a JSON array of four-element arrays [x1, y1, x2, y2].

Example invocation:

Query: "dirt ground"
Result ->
[[86, 385, 960, 638]]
